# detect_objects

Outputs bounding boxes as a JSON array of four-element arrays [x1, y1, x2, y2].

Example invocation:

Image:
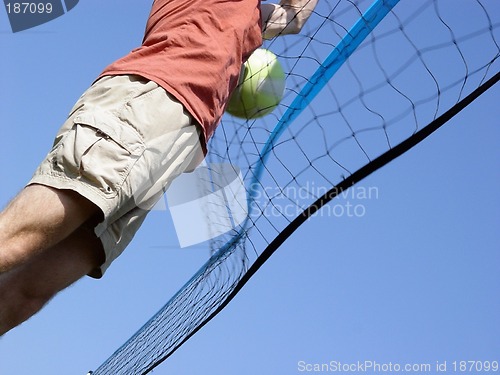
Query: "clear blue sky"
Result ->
[[1, 1, 499, 374]]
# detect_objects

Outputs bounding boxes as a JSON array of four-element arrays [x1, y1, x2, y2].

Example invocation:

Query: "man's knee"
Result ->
[[14, 283, 53, 324], [0, 272, 55, 335], [0, 219, 104, 335]]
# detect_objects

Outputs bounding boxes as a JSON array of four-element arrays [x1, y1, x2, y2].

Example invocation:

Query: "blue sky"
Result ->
[[1, 1, 499, 374]]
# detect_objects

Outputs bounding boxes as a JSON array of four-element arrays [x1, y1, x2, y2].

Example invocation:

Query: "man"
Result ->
[[0, 0, 318, 335]]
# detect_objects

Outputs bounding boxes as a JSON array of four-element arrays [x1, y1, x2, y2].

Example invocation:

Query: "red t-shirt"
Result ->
[[99, 0, 263, 147]]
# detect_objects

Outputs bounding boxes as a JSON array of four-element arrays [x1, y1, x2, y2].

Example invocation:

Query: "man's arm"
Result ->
[[261, 0, 319, 39]]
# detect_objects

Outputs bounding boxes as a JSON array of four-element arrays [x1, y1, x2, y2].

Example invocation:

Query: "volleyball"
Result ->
[[226, 49, 285, 119]]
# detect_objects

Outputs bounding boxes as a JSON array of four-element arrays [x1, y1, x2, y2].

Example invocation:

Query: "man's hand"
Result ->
[[261, 0, 319, 39]]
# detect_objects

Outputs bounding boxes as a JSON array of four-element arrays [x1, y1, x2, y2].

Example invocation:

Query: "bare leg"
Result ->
[[0, 224, 104, 335], [0, 184, 104, 335], [0, 184, 100, 274]]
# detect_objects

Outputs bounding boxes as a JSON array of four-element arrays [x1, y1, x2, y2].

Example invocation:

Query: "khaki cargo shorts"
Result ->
[[30, 74, 204, 277]]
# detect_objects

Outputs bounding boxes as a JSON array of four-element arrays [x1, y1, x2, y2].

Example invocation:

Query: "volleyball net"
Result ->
[[89, 1, 499, 374]]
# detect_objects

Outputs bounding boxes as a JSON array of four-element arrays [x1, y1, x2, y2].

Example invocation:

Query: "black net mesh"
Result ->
[[91, 1, 499, 374]]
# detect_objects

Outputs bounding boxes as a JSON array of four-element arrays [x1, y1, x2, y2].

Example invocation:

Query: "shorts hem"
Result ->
[[95, 228, 132, 278], [28, 173, 120, 278]]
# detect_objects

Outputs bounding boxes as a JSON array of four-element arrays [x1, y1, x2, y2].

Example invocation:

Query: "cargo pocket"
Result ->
[[53, 112, 145, 197]]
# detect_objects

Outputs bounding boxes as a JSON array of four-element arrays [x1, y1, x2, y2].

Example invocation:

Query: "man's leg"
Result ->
[[0, 223, 104, 335], [0, 184, 100, 274], [0, 183, 104, 334]]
